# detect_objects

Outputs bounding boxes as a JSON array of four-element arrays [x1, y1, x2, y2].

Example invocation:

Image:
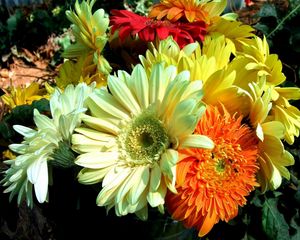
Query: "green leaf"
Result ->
[[50, 141, 76, 169], [242, 232, 257, 240], [294, 188, 300, 204], [0, 99, 50, 140], [250, 189, 264, 208], [58, 33, 72, 51], [290, 210, 300, 240], [262, 198, 289, 240], [0, 121, 15, 140], [6, 10, 22, 38], [254, 23, 270, 36], [289, 32, 300, 53], [256, 3, 278, 18]]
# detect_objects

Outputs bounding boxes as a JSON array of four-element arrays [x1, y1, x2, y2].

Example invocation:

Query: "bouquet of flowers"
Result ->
[[1, 0, 299, 239]]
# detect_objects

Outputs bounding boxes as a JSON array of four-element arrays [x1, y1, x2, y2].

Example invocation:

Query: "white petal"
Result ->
[[81, 114, 120, 135], [9, 144, 27, 154], [96, 167, 131, 206], [256, 123, 264, 141], [160, 149, 178, 179], [75, 127, 115, 141], [72, 134, 116, 153], [179, 134, 214, 149], [33, 160, 48, 203], [75, 151, 118, 169], [131, 64, 149, 109], [27, 155, 47, 184], [13, 125, 36, 138], [33, 109, 56, 130], [128, 166, 150, 205], [116, 167, 141, 203], [149, 64, 176, 104], [149, 163, 161, 192], [147, 179, 167, 207], [89, 90, 130, 120], [78, 167, 113, 184], [108, 75, 141, 115]]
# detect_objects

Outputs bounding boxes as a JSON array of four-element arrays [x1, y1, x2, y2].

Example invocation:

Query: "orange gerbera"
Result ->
[[149, 0, 226, 24], [166, 105, 259, 237]]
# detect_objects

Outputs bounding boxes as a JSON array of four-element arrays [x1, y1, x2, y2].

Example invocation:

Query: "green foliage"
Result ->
[[124, 0, 155, 15], [253, 0, 300, 85], [0, 98, 50, 141], [50, 141, 76, 168], [262, 197, 289, 239], [254, 0, 300, 39], [0, 1, 73, 58]]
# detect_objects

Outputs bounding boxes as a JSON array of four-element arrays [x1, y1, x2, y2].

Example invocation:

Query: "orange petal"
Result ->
[[198, 211, 218, 237], [185, 10, 196, 22], [167, 7, 183, 21]]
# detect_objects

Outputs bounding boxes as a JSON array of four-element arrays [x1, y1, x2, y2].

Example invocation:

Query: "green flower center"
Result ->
[[215, 159, 226, 173], [118, 112, 170, 166]]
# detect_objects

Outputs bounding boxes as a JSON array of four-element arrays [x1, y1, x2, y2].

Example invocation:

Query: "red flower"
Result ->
[[110, 10, 206, 48], [245, 0, 254, 6]]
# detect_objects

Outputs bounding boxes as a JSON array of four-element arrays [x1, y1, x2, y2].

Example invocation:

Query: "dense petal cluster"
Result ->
[[1, 0, 299, 238], [1, 82, 48, 110], [149, 0, 227, 24], [73, 63, 214, 219], [1, 83, 95, 207], [110, 10, 206, 48], [166, 105, 259, 236], [140, 35, 296, 192], [59, 0, 111, 88]]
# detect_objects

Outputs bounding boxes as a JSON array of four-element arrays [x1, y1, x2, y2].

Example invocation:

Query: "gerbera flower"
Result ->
[[110, 9, 207, 48], [248, 79, 294, 191], [270, 87, 300, 145], [140, 36, 252, 116], [231, 36, 285, 90], [64, 0, 111, 76], [55, 55, 108, 89], [140, 35, 234, 80], [229, 36, 300, 145], [207, 17, 255, 52], [149, 0, 227, 24], [1, 82, 48, 110], [1, 83, 95, 207], [166, 105, 259, 237], [73, 63, 214, 219]]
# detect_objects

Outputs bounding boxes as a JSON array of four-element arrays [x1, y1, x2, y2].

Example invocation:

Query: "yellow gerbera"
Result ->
[[207, 17, 255, 52], [140, 35, 235, 81], [55, 55, 107, 89], [231, 36, 285, 90], [149, 0, 227, 24], [140, 36, 251, 116], [248, 79, 294, 191], [1, 82, 48, 110], [64, 0, 111, 77], [270, 87, 300, 144], [73, 63, 214, 219], [229, 36, 300, 144]]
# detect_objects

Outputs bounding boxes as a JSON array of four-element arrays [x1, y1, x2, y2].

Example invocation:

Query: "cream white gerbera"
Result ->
[[73, 63, 214, 220], [1, 83, 95, 207]]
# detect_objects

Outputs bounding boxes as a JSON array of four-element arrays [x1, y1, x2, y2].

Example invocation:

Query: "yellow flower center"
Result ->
[[118, 112, 169, 166]]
